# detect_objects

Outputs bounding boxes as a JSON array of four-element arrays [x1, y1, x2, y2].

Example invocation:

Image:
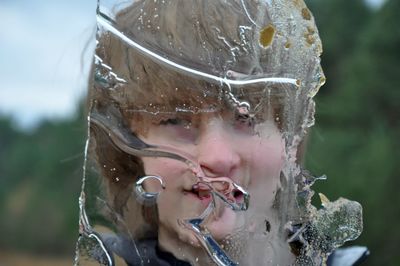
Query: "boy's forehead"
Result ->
[[133, 79, 287, 106], [134, 84, 223, 113]]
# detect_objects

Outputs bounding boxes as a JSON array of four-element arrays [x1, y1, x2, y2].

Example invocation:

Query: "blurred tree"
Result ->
[[0, 118, 23, 204], [307, 0, 400, 265], [0, 106, 86, 255], [306, 0, 371, 94]]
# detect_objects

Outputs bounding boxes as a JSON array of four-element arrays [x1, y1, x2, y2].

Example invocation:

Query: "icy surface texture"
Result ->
[[74, 0, 363, 265]]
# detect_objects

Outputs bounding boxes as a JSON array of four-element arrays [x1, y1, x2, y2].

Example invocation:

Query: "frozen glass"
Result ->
[[74, 0, 363, 265]]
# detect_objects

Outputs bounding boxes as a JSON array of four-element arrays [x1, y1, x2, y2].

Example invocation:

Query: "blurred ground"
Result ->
[[0, 251, 72, 266]]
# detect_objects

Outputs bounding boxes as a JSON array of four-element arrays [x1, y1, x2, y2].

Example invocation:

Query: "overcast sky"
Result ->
[[0, 0, 386, 131], [0, 0, 96, 130]]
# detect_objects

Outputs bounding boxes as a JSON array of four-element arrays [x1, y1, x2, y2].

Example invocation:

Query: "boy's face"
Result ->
[[133, 87, 285, 251]]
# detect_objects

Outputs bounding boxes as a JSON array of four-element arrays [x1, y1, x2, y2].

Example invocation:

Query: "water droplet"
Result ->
[[259, 24, 275, 48], [301, 8, 312, 20], [285, 41, 292, 49], [265, 220, 271, 232]]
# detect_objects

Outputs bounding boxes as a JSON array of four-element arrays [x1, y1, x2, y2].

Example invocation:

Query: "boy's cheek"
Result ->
[[142, 158, 189, 183]]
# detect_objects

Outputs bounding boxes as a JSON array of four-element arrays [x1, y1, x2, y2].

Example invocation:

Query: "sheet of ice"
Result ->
[[74, 1, 363, 265]]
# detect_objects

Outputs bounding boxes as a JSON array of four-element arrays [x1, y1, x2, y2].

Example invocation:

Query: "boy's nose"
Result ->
[[196, 120, 240, 178]]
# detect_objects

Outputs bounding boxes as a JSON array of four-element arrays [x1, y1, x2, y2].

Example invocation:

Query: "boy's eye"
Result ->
[[159, 118, 191, 127], [233, 113, 255, 133], [159, 118, 181, 125], [157, 116, 198, 143]]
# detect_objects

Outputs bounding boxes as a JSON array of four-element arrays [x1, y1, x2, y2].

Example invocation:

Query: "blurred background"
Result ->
[[0, 0, 398, 265]]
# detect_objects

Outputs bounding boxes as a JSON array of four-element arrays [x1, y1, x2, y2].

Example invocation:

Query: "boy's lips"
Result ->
[[183, 183, 212, 204], [183, 179, 245, 205]]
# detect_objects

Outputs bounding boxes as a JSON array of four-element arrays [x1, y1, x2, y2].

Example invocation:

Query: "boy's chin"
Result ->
[[206, 207, 237, 240], [180, 207, 237, 245]]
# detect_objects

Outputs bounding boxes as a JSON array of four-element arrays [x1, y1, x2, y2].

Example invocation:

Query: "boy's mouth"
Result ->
[[185, 181, 245, 204], [185, 183, 212, 200]]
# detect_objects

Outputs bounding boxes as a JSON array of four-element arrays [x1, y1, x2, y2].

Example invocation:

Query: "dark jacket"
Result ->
[[101, 234, 369, 266]]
